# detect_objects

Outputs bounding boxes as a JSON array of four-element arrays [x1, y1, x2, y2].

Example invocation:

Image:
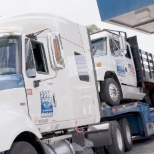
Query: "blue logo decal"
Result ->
[[116, 59, 125, 76], [40, 90, 53, 117]]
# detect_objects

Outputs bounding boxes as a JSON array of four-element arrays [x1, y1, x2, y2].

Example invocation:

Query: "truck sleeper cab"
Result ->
[[91, 29, 146, 106], [0, 13, 102, 154]]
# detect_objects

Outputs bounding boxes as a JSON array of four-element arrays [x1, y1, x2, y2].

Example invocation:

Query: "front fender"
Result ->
[[0, 104, 42, 151], [95, 66, 115, 81]]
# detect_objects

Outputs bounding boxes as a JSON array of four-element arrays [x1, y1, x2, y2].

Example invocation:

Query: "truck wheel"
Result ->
[[119, 118, 133, 152], [106, 121, 124, 154], [100, 78, 121, 106], [7, 141, 38, 154]]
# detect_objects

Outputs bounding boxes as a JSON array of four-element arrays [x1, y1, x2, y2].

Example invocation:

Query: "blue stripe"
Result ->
[[0, 152, 4, 154], [97, 0, 154, 20], [0, 74, 24, 91]]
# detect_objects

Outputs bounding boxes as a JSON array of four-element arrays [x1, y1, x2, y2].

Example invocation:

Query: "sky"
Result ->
[[0, 0, 154, 53]]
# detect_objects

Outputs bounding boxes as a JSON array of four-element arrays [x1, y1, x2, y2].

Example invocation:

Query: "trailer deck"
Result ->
[[101, 102, 154, 137]]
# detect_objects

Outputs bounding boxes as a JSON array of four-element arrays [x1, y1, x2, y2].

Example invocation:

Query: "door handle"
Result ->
[[53, 94, 57, 107]]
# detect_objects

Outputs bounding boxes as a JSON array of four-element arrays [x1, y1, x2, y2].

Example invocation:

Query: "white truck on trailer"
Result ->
[[0, 13, 126, 154], [91, 29, 154, 106]]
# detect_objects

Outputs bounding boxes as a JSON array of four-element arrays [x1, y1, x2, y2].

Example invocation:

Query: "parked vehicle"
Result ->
[[91, 29, 154, 106]]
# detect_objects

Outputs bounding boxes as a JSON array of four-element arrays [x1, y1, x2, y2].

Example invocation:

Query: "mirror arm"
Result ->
[[34, 80, 40, 88]]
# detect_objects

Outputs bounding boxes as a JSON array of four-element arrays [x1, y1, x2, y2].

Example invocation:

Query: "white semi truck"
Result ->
[[0, 13, 128, 154], [91, 29, 154, 106]]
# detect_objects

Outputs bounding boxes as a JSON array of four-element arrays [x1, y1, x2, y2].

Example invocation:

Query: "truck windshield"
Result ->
[[92, 37, 107, 56], [0, 36, 21, 75]]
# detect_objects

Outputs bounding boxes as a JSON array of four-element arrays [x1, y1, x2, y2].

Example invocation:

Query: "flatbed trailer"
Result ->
[[101, 102, 154, 138], [87, 102, 154, 154], [86, 102, 154, 154]]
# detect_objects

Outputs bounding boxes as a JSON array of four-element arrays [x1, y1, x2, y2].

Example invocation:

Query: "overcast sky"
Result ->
[[0, 0, 154, 53]]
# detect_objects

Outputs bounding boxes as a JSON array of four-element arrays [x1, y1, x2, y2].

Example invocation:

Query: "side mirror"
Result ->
[[119, 36, 126, 51], [47, 34, 56, 67], [26, 68, 36, 78], [47, 32, 65, 70]]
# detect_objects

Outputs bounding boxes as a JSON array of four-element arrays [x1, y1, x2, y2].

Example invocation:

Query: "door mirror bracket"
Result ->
[[34, 80, 40, 88]]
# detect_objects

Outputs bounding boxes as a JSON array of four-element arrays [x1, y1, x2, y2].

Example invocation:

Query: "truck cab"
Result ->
[[91, 30, 145, 106], [0, 13, 101, 152]]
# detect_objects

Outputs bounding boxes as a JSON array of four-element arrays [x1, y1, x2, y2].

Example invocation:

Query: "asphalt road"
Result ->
[[125, 137, 154, 154]]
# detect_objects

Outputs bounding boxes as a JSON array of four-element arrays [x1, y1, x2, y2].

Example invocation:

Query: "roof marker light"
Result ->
[[0, 27, 23, 33]]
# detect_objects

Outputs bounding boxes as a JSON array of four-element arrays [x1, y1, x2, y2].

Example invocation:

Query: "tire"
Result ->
[[106, 121, 124, 154], [100, 78, 121, 106], [119, 118, 133, 152], [7, 141, 38, 154]]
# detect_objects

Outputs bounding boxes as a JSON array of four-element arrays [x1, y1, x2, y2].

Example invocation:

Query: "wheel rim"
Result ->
[[126, 125, 132, 144], [109, 83, 119, 101], [116, 128, 123, 151]]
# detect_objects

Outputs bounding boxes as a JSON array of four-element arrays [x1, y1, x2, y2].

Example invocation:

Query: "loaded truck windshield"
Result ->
[[91, 37, 107, 56], [0, 36, 21, 75]]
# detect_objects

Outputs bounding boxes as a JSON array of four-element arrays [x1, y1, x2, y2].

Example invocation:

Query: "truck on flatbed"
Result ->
[[91, 29, 154, 106]]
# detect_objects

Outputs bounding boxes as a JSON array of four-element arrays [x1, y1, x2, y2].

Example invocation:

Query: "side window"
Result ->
[[109, 39, 120, 56], [31, 40, 48, 73], [125, 45, 131, 59], [74, 52, 89, 82], [52, 34, 65, 67], [25, 38, 36, 77]]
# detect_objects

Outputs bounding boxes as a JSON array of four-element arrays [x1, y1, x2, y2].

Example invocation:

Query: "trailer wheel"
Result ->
[[7, 141, 38, 154], [119, 118, 133, 152], [106, 121, 124, 154], [100, 78, 121, 106]]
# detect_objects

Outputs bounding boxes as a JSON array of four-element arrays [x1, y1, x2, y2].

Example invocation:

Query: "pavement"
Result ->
[[125, 137, 154, 154]]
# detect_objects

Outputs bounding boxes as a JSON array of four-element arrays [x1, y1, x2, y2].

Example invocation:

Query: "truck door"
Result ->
[[23, 37, 55, 125], [109, 38, 130, 85]]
